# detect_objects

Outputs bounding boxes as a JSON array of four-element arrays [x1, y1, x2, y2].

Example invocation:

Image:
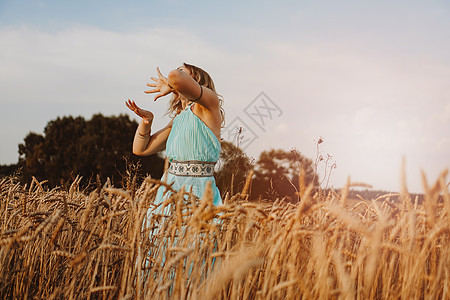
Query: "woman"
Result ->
[[125, 63, 224, 207]]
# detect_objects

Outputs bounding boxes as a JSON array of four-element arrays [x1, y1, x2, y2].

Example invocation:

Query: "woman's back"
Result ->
[[166, 102, 221, 163]]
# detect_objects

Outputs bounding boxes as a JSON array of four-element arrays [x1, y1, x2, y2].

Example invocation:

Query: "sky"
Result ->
[[0, 0, 449, 193]]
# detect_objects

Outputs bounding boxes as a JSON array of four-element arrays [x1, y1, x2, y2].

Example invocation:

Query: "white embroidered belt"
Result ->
[[168, 160, 216, 177]]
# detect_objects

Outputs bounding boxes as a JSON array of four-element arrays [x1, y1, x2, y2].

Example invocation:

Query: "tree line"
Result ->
[[0, 114, 319, 202]]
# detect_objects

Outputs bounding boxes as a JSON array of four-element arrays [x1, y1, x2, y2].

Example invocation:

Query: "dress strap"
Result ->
[[182, 102, 194, 112]]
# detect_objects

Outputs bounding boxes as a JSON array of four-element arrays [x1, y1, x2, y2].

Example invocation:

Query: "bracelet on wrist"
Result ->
[[137, 130, 150, 138]]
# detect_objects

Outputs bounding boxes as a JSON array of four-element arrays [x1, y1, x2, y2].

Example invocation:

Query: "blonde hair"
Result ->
[[167, 63, 225, 127]]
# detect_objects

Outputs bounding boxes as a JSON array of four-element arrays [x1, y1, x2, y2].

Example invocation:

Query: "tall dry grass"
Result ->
[[0, 167, 449, 299]]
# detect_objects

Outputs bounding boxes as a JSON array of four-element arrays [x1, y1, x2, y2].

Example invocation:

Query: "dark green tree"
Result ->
[[17, 114, 164, 187], [214, 141, 253, 197], [0, 163, 20, 178], [17, 133, 46, 180], [251, 149, 318, 202]]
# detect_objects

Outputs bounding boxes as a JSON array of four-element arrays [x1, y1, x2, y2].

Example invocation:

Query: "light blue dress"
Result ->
[[145, 103, 222, 278], [153, 102, 222, 206]]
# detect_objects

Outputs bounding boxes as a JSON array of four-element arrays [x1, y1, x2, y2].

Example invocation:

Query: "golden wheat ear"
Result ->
[[1, 167, 448, 299]]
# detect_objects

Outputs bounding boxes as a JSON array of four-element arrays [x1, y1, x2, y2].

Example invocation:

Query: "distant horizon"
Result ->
[[0, 108, 436, 196]]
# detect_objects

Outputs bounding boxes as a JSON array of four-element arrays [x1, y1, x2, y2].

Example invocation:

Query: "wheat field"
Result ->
[[0, 167, 449, 299]]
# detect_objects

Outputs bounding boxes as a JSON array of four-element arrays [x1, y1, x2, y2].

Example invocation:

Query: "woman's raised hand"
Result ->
[[125, 100, 154, 124], [144, 67, 175, 101]]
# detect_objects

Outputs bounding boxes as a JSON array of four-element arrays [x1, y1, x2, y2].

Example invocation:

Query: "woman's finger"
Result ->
[[130, 103, 137, 110], [125, 100, 134, 110], [134, 106, 144, 116], [127, 100, 142, 115], [150, 76, 159, 82], [126, 104, 140, 117], [144, 88, 159, 94], [147, 83, 157, 88], [134, 106, 142, 114], [156, 67, 164, 79], [154, 93, 162, 102]]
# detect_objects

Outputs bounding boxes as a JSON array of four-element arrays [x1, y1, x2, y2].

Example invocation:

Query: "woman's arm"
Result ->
[[167, 69, 220, 111], [125, 99, 172, 156], [132, 119, 172, 156]]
